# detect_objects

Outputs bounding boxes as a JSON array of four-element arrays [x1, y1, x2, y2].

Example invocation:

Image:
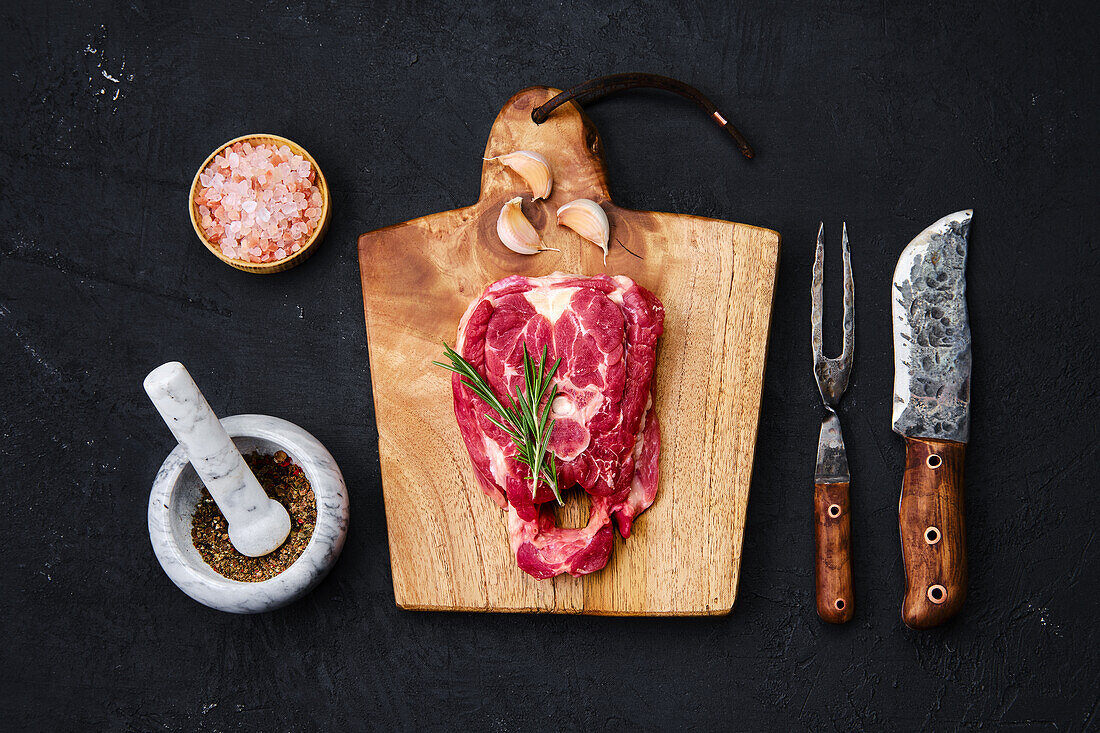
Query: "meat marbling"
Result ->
[[451, 273, 664, 578]]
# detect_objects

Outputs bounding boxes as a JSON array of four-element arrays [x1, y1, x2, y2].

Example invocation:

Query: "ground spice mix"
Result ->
[[191, 451, 316, 581]]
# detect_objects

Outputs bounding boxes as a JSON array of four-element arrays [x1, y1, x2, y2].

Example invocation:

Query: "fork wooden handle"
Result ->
[[814, 481, 853, 623]]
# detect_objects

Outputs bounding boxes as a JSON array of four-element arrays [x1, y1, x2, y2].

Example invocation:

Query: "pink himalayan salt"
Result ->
[[194, 141, 323, 263]]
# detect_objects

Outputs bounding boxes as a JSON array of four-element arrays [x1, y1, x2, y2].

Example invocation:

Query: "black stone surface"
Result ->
[[2, 1, 1097, 730]]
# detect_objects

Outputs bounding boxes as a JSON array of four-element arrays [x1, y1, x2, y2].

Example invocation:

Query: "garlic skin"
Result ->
[[497, 197, 556, 255], [486, 151, 553, 200], [556, 199, 610, 263]]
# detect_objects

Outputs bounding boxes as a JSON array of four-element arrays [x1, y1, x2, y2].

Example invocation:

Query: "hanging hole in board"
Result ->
[[924, 526, 941, 545], [828, 503, 842, 518], [835, 598, 845, 611], [926, 454, 942, 469], [928, 584, 947, 603]]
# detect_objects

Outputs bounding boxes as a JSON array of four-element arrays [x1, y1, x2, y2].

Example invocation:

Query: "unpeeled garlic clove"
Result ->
[[497, 197, 557, 255], [486, 151, 553, 200], [556, 199, 610, 263]]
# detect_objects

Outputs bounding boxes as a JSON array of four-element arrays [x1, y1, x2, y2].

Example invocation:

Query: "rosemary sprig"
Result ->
[[434, 343, 563, 504]]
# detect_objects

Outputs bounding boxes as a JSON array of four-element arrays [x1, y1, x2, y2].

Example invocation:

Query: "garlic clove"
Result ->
[[486, 151, 553, 200], [556, 198, 610, 264], [497, 197, 557, 255]]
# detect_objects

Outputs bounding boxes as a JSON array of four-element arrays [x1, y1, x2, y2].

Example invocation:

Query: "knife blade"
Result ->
[[891, 209, 972, 629]]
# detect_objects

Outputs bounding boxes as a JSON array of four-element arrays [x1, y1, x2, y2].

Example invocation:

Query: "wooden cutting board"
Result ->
[[358, 87, 779, 615]]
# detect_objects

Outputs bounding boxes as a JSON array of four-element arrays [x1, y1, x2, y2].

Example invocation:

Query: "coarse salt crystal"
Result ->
[[193, 141, 322, 263]]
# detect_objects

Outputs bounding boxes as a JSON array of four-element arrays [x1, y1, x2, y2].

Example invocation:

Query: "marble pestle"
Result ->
[[143, 362, 290, 557]]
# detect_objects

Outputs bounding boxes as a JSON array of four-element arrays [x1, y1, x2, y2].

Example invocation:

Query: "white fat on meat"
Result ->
[[522, 285, 579, 323], [625, 393, 655, 514], [482, 432, 510, 489], [547, 394, 602, 461]]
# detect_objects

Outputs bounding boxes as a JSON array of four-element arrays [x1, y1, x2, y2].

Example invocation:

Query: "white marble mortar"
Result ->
[[148, 414, 349, 613]]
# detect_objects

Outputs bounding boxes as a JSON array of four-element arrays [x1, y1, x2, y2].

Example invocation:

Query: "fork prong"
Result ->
[[811, 222, 825, 362], [812, 223, 855, 405], [840, 222, 855, 368]]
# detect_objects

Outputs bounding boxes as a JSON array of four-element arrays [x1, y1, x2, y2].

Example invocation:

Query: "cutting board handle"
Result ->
[[479, 88, 612, 207]]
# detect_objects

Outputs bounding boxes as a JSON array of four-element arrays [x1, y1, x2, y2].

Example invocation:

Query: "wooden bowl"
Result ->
[[189, 134, 331, 274]]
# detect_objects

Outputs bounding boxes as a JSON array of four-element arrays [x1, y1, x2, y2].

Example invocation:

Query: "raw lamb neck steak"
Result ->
[[451, 272, 664, 579]]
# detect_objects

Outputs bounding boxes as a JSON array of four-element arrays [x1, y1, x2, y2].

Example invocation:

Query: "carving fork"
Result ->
[[811, 222, 855, 623]]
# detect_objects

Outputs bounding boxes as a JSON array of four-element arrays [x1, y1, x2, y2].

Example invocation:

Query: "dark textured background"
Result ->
[[2, 1, 1098, 730]]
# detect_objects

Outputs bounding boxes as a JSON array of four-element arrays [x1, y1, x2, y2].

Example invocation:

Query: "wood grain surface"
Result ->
[[899, 437, 967, 629], [814, 482, 854, 623], [358, 87, 779, 615]]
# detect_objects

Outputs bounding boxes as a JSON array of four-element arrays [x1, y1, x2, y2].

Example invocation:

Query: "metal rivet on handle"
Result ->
[[828, 503, 842, 518], [926, 454, 942, 469], [924, 526, 941, 545], [928, 584, 947, 603]]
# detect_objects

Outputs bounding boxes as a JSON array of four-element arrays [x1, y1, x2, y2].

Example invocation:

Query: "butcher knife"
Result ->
[[891, 210, 973, 629]]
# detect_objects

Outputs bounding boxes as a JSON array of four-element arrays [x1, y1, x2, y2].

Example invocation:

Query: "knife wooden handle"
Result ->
[[814, 481, 853, 623], [899, 437, 967, 629]]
